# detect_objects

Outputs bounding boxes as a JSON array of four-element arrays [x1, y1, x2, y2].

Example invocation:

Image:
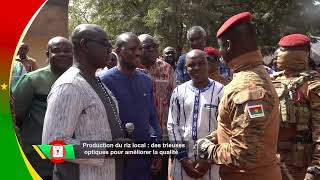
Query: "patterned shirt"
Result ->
[[218, 61, 232, 79], [42, 67, 117, 180], [168, 79, 223, 180], [139, 58, 176, 139]]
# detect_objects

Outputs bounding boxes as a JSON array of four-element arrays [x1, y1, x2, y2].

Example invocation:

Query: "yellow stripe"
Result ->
[[14, 1, 48, 179], [32, 145, 46, 159], [17, 138, 42, 180]]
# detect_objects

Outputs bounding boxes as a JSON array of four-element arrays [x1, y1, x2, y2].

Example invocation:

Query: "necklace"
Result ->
[[96, 77, 123, 132]]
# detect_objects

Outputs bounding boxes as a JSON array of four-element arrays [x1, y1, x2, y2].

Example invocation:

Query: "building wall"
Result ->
[[23, 0, 69, 68]]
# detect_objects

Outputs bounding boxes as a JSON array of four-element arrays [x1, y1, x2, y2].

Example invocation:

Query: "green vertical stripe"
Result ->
[[64, 145, 75, 159]]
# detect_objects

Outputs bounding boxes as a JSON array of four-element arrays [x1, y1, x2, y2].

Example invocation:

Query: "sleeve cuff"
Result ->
[[176, 147, 188, 161]]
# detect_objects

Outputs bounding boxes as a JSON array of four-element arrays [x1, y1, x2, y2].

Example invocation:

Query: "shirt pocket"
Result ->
[[200, 104, 218, 131]]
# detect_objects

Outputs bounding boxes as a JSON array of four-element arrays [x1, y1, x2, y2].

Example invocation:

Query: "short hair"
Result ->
[[187, 26, 207, 40], [186, 49, 207, 63], [163, 46, 176, 54], [115, 32, 137, 48], [70, 24, 107, 49]]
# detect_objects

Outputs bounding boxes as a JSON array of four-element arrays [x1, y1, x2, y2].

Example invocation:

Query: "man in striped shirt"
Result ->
[[168, 49, 223, 180], [42, 24, 123, 180]]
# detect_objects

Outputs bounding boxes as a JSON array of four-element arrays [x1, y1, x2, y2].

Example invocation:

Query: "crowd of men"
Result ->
[[10, 11, 320, 180]]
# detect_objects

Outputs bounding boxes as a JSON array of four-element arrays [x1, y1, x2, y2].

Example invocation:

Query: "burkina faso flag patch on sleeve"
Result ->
[[247, 104, 265, 119]]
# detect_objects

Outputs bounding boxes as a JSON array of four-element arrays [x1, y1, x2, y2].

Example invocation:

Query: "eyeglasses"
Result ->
[[142, 43, 159, 51], [207, 56, 219, 63]]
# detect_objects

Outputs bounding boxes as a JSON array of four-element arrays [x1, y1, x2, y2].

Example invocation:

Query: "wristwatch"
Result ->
[[307, 166, 320, 176]]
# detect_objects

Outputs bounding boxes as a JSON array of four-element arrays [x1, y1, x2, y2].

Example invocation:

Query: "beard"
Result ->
[[121, 60, 137, 71]]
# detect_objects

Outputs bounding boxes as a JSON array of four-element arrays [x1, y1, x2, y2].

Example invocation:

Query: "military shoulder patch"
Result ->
[[248, 104, 265, 119]]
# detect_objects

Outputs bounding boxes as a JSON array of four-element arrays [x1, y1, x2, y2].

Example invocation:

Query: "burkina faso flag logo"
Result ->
[[33, 140, 75, 164], [247, 104, 265, 119]]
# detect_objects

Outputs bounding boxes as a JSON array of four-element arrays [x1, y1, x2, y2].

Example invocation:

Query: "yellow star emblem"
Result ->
[[1, 83, 8, 90]]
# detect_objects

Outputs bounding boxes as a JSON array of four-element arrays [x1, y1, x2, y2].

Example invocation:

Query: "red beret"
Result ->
[[216, 12, 252, 38], [278, 34, 310, 47], [204, 47, 221, 58]]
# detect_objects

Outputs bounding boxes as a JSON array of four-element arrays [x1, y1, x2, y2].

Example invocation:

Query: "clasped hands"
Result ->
[[180, 131, 217, 178]]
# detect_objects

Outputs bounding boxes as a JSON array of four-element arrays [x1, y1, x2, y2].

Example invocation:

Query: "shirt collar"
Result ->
[[188, 79, 214, 93], [228, 50, 263, 73]]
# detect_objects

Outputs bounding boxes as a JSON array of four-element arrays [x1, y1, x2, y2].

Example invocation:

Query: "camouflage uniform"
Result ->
[[272, 70, 320, 180], [206, 51, 282, 180], [208, 62, 231, 86]]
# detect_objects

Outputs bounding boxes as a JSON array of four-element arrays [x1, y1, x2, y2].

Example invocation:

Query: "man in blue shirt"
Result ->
[[100, 32, 161, 180], [175, 26, 207, 84]]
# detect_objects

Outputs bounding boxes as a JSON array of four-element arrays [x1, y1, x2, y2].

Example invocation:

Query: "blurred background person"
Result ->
[[204, 47, 231, 85], [16, 42, 38, 72], [11, 61, 27, 90], [162, 46, 177, 70], [175, 26, 207, 85]]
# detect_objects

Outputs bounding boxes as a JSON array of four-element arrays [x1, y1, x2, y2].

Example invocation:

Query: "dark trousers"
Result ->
[[151, 155, 169, 180]]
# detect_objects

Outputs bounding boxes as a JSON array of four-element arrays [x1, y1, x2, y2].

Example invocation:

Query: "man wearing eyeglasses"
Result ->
[[42, 24, 123, 180], [138, 34, 176, 180], [204, 47, 231, 85]]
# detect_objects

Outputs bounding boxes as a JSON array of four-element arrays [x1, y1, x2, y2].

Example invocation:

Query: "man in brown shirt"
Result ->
[[16, 42, 38, 72], [194, 12, 281, 180]]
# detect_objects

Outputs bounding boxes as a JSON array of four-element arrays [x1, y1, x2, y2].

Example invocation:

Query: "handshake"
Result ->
[[194, 131, 217, 160], [181, 131, 217, 178]]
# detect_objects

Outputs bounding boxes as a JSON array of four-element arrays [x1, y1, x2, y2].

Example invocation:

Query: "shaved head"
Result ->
[[115, 32, 142, 71], [185, 49, 209, 88], [115, 32, 139, 48], [138, 34, 154, 43], [186, 49, 207, 64], [46, 36, 73, 75], [70, 24, 111, 73], [71, 24, 108, 47], [48, 36, 71, 50]]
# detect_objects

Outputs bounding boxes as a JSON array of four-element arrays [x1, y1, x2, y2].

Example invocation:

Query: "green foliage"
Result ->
[[69, 0, 320, 55]]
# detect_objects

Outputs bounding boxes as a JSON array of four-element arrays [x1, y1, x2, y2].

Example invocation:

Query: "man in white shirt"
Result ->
[[168, 49, 223, 180]]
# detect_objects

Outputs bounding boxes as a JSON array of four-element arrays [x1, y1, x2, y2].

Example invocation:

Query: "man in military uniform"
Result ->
[[272, 34, 320, 180], [194, 12, 281, 180], [204, 47, 231, 85]]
